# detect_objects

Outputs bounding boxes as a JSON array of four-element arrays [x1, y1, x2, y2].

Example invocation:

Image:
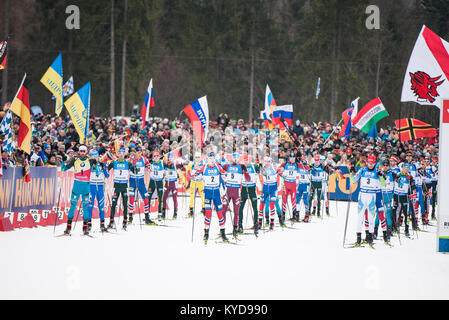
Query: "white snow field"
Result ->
[[0, 196, 448, 300]]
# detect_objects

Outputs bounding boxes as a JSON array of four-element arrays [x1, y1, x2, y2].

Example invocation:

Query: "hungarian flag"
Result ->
[[401, 25, 449, 108], [22, 158, 31, 183], [352, 97, 389, 134], [9, 74, 31, 154], [0, 40, 7, 70], [395, 118, 437, 142]]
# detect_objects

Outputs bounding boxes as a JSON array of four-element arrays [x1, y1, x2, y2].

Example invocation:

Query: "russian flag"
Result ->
[[339, 97, 359, 138], [264, 84, 277, 129], [141, 79, 155, 129], [183, 96, 209, 147], [272, 104, 293, 129]]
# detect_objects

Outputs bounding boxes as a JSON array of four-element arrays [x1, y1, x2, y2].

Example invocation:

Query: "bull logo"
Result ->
[[410, 71, 445, 103]]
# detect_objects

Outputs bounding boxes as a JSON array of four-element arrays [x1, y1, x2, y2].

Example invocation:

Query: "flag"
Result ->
[[9, 74, 31, 154], [0, 156, 2, 178], [141, 79, 154, 129], [262, 111, 270, 129], [40, 53, 64, 115], [22, 159, 31, 183], [339, 97, 359, 138], [315, 77, 320, 99], [0, 109, 17, 155], [264, 84, 277, 129], [272, 105, 293, 129], [401, 25, 449, 107], [352, 97, 389, 134], [0, 40, 7, 70], [395, 118, 437, 142], [64, 82, 91, 144], [279, 116, 300, 147], [182, 96, 209, 147], [51, 76, 74, 100]]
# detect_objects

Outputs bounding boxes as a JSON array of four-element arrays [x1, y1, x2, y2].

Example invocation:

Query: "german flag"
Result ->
[[0, 40, 7, 70], [395, 118, 437, 142], [9, 74, 31, 154]]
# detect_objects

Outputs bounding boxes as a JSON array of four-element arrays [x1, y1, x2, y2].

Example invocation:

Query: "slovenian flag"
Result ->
[[272, 105, 293, 129], [339, 97, 359, 138], [141, 78, 154, 129], [183, 96, 209, 147]]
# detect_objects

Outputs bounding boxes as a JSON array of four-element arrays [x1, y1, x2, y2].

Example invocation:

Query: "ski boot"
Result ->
[[311, 207, 316, 216], [405, 224, 410, 237], [325, 207, 330, 217], [82, 220, 90, 236], [87, 220, 92, 233], [188, 208, 194, 218], [367, 233, 374, 248], [203, 229, 209, 244], [303, 212, 310, 223], [122, 219, 128, 230], [383, 230, 390, 245], [354, 233, 362, 247], [257, 219, 263, 231], [128, 214, 133, 224], [201, 208, 205, 216], [232, 225, 238, 239], [144, 214, 156, 225], [254, 220, 259, 237], [294, 211, 300, 222], [279, 213, 286, 228], [238, 225, 244, 234], [100, 220, 107, 233], [269, 219, 275, 231], [173, 210, 178, 220], [161, 208, 166, 220], [373, 227, 378, 240], [362, 230, 369, 245], [265, 214, 270, 227], [220, 229, 229, 243], [64, 219, 72, 235], [107, 219, 116, 230]]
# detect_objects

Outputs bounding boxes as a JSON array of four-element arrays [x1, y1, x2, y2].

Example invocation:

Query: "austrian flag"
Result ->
[[351, 97, 389, 134]]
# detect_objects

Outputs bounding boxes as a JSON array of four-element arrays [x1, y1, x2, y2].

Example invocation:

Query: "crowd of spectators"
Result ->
[[0, 104, 440, 171]]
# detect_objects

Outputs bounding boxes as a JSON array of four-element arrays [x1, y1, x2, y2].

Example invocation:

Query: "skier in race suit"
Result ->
[[185, 152, 205, 217], [351, 155, 382, 247], [87, 149, 110, 233], [147, 150, 165, 220], [278, 151, 300, 226], [128, 146, 151, 224], [258, 156, 280, 232], [238, 154, 260, 234], [297, 155, 311, 222], [63, 145, 93, 235], [221, 152, 250, 238], [162, 152, 186, 220], [107, 147, 135, 230], [194, 152, 229, 243]]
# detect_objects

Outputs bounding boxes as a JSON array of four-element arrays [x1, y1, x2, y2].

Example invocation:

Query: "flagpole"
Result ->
[[323, 118, 344, 146]]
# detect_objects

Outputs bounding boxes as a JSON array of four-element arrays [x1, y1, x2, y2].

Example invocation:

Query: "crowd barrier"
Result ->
[[0, 166, 360, 231]]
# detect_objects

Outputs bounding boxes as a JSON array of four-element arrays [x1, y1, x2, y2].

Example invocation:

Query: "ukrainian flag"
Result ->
[[64, 82, 90, 144], [40, 53, 64, 115]]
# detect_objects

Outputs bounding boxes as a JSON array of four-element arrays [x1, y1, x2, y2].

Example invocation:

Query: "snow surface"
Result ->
[[1, 197, 448, 300]]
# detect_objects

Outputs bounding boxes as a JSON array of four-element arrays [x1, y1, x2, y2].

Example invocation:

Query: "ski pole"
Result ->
[[53, 165, 65, 235], [191, 186, 198, 243], [342, 174, 355, 248]]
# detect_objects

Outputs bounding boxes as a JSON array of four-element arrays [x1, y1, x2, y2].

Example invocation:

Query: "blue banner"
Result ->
[[328, 166, 360, 201], [0, 167, 57, 215]]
